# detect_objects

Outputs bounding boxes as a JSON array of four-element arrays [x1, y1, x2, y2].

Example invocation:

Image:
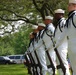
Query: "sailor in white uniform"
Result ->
[[28, 25, 39, 74], [34, 23, 48, 75], [54, 9, 70, 75], [42, 16, 56, 75]]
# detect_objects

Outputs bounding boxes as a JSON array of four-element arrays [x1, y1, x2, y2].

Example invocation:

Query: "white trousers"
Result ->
[[36, 48, 48, 75], [68, 48, 76, 75], [46, 50, 56, 75], [57, 48, 70, 75]]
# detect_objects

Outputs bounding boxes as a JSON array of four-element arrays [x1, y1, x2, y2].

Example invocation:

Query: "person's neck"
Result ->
[[57, 16, 63, 21]]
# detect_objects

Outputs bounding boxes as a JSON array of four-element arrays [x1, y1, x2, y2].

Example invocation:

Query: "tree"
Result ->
[[0, 0, 69, 55], [0, 0, 68, 35], [0, 35, 15, 56], [11, 24, 32, 54]]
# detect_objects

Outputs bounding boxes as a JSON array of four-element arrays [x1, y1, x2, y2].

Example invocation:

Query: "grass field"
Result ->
[[0, 64, 72, 75], [0, 64, 29, 75]]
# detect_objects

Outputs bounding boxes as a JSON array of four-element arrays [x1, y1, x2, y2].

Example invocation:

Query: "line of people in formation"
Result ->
[[24, 0, 76, 75]]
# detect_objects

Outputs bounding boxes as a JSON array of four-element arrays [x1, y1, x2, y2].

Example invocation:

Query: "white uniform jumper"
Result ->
[[41, 23, 56, 75], [34, 32, 47, 75], [28, 39, 39, 74], [54, 18, 70, 75], [55, 11, 76, 75], [66, 11, 76, 75]]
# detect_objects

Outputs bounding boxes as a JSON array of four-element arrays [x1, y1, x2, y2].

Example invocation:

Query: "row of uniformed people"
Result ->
[[25, 9, 71, 75], [54, 0, 76, 75], [26, 18, 56, 75]]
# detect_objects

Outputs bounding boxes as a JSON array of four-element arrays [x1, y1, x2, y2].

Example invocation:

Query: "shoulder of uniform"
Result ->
[[74, 10, 76, 14], [74, 13, 76, 16], [73, 13, 76, 18], [60, 18, 66, 26], [48, 23, 54, 29], [74, 10, 76, 15], [62, 17, 65, 20], [73, 13, 76, 25]]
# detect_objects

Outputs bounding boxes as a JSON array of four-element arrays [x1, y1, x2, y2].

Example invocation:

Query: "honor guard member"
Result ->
[[34, 23, 48, 75], [54, 0, 76, 75], [54, 9, 70, 75], [31, 25, 39, 63], [67, 0, 76, 74], [29, 25, 38, 72], [27, 31, 36, 75], [42, 16, 56, 75], [31, 25, 42, 75]]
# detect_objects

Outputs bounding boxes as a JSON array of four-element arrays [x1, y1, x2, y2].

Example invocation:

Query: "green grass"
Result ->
[[0, 64, 72, 75], [0, 64, 29, 75]]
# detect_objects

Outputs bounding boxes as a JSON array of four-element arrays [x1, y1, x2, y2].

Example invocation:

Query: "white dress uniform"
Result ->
[[26, 40, 36, 74], [54, 17, 70, 75], [34, 32, 48, 75], [28, 39, 38, 64], [55, 10, 76, 75], [66, 10, 76, 75], [42, 23, 56, 75], [29, 25, 38, 64]]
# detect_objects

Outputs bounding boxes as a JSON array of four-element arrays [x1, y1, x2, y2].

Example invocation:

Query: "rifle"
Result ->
[[42, 39, 55, 75], [54, 48, 66, 75], [31, 37, 43, 75], [24, 52, 32, 74], [34, 50, 43, 75], [50, 36, 66, 75], [27, 51, 39, 75], [46, 31, 66, 75]]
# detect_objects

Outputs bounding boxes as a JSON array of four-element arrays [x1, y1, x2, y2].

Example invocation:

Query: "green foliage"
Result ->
[[0, 0, 69, 25], [0, 24, 32, 55], [0, 36, 14, 56], [11, 24, 32, 54], [0, 0, 69, 55]]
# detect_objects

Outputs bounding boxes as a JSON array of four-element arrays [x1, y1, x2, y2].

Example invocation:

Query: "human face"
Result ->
[[38, 26, 45, 31], [54, 13, 63, 20], [33, 29, 39, 33], [44, 19, 52, 25], [68, 3, 76, 12]]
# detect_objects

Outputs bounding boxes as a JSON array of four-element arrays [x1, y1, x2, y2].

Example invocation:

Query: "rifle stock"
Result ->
[[46, 31, 66, 75], [34, 50, 43, 75], [24, 53, 32, 74], [30, 53, 39, 75], [42, 39, 55, 75], [54, 48, 66, 75], [28, 51, 39, 75], [51, 37, 66, 75], [46, 50, 55, 75]]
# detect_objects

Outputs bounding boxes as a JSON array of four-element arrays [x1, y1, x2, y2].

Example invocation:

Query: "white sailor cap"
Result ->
[[45, 16, 53, 20], [38, 23, 45, 27], [54, 9, 65, 14], [69, 0, 76, 4], [32, 25, 38, 29]]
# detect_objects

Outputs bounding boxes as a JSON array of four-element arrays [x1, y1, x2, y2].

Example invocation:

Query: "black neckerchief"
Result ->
[[29, 38, 34, 47], [41, 29, 45, 38], [45, 24, 49, 30], [54, 18, 64, 37], [57, 18, 63, 32], [41, 24, 49, 38], [38, 30, 41, 40], [66, 10, 76, 28]]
